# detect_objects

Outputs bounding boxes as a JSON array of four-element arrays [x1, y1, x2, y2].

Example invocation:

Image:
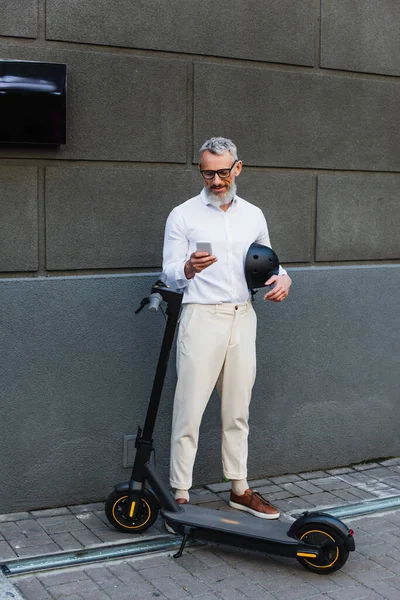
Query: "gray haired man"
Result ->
[[163, 137, 291, 519]]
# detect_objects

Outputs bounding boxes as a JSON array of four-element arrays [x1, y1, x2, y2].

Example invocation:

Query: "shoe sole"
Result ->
[[165, 521, 179, 534], [229, 500, 280, 520]]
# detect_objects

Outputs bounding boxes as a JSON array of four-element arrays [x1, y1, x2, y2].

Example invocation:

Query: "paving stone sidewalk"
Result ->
[[1, 457, 400, 599]]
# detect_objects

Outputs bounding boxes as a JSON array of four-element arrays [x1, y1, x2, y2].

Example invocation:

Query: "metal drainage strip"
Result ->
[[292, 495, 400, 520], [1, 535, 187, 577]]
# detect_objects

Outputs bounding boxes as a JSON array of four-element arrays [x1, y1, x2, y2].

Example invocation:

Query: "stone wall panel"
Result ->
[[194, 63, 400, 172], [0, 167, 38, 271], [45, 167, 200, 270], [321, 0, 400, 76], [316, 175, 400, 261], [46, 0, 314, 66], [0, 1, 38, 38], [239, 172, 313, 263], [0, 45, 187, 163]]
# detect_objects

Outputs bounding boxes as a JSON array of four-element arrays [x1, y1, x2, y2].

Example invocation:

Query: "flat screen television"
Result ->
[[0, 59, 66, 145]]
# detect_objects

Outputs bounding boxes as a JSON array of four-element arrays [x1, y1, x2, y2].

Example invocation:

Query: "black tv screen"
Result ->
[[0, 60, 66, 145]]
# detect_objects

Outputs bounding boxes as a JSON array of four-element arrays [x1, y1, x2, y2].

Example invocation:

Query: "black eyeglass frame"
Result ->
[[200, 160, 238, 180]]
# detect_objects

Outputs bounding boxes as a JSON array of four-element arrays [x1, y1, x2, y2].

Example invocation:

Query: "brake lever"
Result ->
[[135, 297, 150, 314]]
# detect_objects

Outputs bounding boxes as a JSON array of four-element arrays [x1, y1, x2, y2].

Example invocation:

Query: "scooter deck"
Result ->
[[162, 504, 310, 557]]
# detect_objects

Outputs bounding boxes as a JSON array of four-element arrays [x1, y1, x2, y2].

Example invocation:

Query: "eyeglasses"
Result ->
[[200, 160, 238, 180]]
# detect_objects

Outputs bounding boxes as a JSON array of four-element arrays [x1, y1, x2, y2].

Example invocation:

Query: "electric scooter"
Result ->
[[105, 276, 355, 574]]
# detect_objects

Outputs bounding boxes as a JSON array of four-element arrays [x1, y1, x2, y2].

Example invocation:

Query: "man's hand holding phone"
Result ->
[[184, 242, 217, 279]]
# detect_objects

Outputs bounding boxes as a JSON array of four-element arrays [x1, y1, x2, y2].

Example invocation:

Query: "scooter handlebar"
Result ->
[[148, 292, 163, 312]]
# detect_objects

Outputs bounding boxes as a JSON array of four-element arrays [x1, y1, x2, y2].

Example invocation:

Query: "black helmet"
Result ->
[[245, 242, 280, 289]]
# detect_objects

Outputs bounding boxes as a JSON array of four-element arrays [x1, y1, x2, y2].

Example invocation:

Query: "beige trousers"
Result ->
[[170, 301, 257, 490]]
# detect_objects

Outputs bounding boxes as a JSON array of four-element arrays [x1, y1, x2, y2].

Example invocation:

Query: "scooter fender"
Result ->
[[114, 482, 160, 508], [288, 511, 355, 552]]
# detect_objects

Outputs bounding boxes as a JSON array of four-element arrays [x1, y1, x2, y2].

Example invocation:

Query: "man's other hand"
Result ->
[[264, 274, 291, 302]]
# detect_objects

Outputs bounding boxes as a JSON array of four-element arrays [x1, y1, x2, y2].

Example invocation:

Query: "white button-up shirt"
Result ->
[[163, 189, 286, 304]]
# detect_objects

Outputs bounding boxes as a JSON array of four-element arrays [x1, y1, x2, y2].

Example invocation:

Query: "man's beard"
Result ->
[[204, 181, 237, 208]]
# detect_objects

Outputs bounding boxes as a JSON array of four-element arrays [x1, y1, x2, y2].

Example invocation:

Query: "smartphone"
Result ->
[[196, 241, 213, 255]]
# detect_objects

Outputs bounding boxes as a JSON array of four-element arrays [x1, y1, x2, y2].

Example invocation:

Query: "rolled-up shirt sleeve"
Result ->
[[256, 211, 288, 277], [162, 208, 190, 289]]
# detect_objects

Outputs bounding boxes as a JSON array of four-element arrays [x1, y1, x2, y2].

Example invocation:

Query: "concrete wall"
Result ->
[[0, 1, 399, 512]]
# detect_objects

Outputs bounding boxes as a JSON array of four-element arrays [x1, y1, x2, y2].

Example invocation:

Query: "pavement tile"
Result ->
[[284, 482, 319, 497], [100, 579, 155, 598], [0, 512, 32, 523], [74, 512, 108, 530], [151, 576, 192, 599], [373, 553, 400, 574], [297, 471, 329, 480], [13, 540, 61, 558], [36, 515, 87, 534], [8, 534, 53, 550], [266, 490, 295, 501], [189, 546, 229, 568], [0, 540, 18, 560], [130, 553, 173, 569], [237, 583, 275, 600], [269, 474, 302, 484], [190, 493, 219, 505], [186, 594, 220, 600], [269, 584, 322, 600], [107, 560, 146, 584], [0, 521, 23, 540], [309, 477, 351, 491], [353, 462, 381, 471], [217, 589, 252, 600], [17, 520, 48, 535], [341, 487, 376, 501], [50, 532, 83, 551], [70, 528, 103, 547], [331, 489, 365, 502], [29, 507, 71, 518], [381, 458, 400, 467], [38, 569, 90, 586], [205, 482, 231, 493], [292, 491, 340, 508], [137, 562, 192, 582], [77, 591, 110, 600], [366, 579, 400, 599], [15, 577, 53, 599], [363, 467, 398, 480], [68, 503, 105, 514], [337, 473, 378, 485], [247, 478, 275, 488], [173, 572, 214, 596], [326, 467, 355, 475], [93, 509, 110, 525], [381, 476, 400, 490], [46, 577, 100, 596], [251, 485, 283, 495], [327, 584, 381, 600]]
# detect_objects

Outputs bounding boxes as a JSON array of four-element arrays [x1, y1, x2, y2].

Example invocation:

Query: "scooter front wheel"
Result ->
[[295, 523, 349, 574], [105, 489, 159, 533]]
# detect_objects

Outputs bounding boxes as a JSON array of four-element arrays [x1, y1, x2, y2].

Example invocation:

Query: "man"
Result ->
[[163, 137, 291, 519]]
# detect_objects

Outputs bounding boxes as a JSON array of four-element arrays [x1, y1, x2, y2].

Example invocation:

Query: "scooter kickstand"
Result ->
[[173, 527, 193, 559]]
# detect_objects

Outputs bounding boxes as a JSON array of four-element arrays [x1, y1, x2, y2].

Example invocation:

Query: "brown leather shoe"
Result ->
[[229, 488, 280, 519], [176, 498, 188, 504]]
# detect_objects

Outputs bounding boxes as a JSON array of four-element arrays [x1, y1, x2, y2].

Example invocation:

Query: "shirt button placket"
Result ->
[[225, 212, 235, 301]]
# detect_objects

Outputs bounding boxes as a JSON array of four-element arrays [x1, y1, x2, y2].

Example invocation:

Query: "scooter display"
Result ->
[[105, 277, 355, 574]]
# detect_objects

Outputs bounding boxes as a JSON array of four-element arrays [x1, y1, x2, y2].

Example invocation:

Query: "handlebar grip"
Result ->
[[148, 292, 163, 312]]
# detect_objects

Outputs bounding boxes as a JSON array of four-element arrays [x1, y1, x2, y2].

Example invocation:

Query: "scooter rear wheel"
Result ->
[[295, 523, 349, 574], [105, 489, 159, 533]]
